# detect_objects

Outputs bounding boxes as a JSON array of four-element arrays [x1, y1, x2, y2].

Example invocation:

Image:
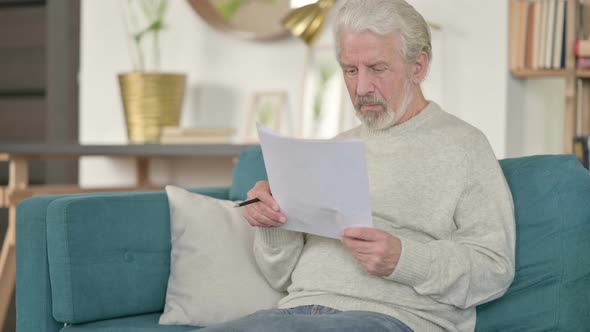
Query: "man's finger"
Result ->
[[246, 216, 263, 227], [342, 227, 381, 241], [255, 202, 287, 224], [243, 213, 262, 227], [352, 251, 373, 263], [249, 205, 283, 227], [250, 182, 280, 211], [251, 202, 284, 224], [341, 236, 375, 254], [250, 192, 279, 212]]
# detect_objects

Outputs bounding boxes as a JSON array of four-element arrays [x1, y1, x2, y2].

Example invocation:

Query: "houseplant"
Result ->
[[119, 0, 186, 143]]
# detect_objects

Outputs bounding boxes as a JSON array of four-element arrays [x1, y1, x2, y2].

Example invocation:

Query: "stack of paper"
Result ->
[[256, 123, 373, 239]]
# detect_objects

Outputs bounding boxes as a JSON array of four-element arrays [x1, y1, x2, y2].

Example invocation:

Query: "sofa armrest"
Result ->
[[17, 187, 230, 328], [17, 194, 72, 332]]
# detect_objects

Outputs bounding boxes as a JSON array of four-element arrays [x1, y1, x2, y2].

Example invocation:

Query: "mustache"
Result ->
[[354, 95, 387, 110]]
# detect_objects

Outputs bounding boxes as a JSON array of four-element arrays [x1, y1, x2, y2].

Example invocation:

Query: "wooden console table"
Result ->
[[0, 143, 254, 328]]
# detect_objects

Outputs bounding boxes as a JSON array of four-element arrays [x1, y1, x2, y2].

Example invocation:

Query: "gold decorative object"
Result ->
[[281, 0, 335, 46], [186, 0, 292, 41], [118, 72, 186, 143], [281, 0, 442, 46]]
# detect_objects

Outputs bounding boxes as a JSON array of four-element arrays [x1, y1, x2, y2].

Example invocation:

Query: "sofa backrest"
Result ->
[[41, 145, 590, 330], [229, 145, 268, 201], [231, 147, 590, 331], [475, 155, 590, 331]]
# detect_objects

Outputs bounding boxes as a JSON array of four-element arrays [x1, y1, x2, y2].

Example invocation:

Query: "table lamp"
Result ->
[[281, 0, 336, 46]]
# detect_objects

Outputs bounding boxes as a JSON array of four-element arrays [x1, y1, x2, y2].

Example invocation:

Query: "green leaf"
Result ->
[[217, 0, 243, 21]]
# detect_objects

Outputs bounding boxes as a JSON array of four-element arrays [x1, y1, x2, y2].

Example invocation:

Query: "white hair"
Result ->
[[334, 0, 432, 65]]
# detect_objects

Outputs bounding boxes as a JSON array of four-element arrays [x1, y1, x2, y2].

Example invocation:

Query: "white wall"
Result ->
[[79, 0, 514, 187], [506, 78, 565, 157], [79, 0, 307, 187], [411, 0, 509, 157]]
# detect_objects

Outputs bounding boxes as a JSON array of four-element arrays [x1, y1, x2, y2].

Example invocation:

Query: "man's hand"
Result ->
[[243, 181, 287, 228], [341, 227, 402, 277]]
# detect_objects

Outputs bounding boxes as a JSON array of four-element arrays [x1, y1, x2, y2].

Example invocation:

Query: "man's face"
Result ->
[[338, 31, 414, 129]]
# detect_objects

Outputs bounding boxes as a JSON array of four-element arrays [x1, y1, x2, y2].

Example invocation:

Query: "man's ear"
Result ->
[[412, 51, 429, 83]]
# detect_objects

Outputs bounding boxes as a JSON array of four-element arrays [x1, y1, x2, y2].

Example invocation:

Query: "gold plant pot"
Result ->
[[118, 72, 186, 143]]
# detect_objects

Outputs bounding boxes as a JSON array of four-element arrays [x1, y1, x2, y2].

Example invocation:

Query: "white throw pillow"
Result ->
[[159, 185, 285, 327]]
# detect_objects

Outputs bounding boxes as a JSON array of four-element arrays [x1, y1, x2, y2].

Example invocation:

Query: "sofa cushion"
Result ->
[[159, 186, 283, 326], [475, 155, 590, 331], [59, 313, 197, 331], [229, 145, 268, 201]]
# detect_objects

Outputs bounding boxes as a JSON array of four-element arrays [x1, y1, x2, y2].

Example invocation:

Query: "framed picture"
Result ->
[[245, 91, 287, 142]]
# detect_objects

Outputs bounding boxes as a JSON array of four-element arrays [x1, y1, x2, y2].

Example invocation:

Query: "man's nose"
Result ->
[[356, 70, 375, 96]]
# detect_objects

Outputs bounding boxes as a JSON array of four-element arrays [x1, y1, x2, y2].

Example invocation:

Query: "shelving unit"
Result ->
[[511, 69, 567, 77], [509, 0, 590, 153], [0, 1, 81, 331]]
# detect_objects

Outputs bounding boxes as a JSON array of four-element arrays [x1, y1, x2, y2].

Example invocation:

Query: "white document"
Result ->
[[257, 123, 373, 239]]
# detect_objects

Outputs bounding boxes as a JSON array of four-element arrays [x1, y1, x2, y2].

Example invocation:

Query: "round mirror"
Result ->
[[187, 0, 297, 41]]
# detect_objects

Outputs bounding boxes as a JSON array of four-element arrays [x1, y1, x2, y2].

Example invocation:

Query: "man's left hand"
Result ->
[[341, 227, 402, 277]]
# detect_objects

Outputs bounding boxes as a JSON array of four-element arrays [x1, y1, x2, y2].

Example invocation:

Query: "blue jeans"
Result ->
[[194, 305, 413, 332]]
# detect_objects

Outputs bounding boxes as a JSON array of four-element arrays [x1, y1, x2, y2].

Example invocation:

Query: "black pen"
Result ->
[[233, 198, 261, 208]]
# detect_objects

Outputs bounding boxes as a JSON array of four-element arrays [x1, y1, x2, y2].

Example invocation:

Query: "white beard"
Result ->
[[355, 80, 414, 130]]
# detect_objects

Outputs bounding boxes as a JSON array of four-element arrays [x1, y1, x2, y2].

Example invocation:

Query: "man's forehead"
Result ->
[[338, 31, 400, 62]]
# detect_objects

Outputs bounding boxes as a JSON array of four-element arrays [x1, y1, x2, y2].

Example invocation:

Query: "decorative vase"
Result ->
[[118, 72, 186, 143]]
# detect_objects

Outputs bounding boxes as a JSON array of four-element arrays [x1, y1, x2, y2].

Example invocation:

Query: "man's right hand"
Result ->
[[243, 181, 287, 227]]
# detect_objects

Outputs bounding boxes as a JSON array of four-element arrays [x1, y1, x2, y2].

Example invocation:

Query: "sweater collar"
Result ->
[[359, 101, 440, 139]]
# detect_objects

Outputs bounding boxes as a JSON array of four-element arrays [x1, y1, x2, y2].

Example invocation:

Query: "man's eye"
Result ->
[[372, 66, 386, 72], [344, 68, 358, 75]]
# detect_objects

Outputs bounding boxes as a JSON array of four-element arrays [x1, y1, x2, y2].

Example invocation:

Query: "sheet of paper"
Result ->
[[257, 123, 373, 239]]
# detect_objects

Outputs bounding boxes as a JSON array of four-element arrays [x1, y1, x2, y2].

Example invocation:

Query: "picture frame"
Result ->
[[245, 91, 287, 142]]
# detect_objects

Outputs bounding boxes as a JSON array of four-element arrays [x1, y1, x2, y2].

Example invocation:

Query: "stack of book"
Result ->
[[574, 136, 589, 170], [509, 0, 567, 71], [159, 127, 236, 144]]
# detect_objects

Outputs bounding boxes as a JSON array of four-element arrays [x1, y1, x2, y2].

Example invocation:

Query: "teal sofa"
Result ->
[[16, 146, 590, 332]]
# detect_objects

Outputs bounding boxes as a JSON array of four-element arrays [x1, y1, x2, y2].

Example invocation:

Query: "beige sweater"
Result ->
[[253, 102, 516, 332]]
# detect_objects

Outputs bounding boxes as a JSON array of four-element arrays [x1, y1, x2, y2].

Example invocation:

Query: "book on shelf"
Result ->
[[545, 0, 557, 68], [574, 39, 590, 58], [510, 0, 568, 72], [510, 0, 526, 69], [525, 0, 536, 69], [574, 136, 589, 169], [553, 0, 566, 69], [532, 0, 542, 69], [159, 127, 236, 144], [577, 56, 590, 69], [538, 0, 549, 68]]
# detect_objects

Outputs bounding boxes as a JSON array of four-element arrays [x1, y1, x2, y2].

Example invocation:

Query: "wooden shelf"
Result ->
[[511, 69, 590, 79], [511, 69, 566, 78], [508, 0, 587, 153]]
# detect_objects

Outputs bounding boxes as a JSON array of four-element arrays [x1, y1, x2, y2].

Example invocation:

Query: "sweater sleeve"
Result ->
[[385, 132, 516, 309], [253, 227, 305, 292]]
